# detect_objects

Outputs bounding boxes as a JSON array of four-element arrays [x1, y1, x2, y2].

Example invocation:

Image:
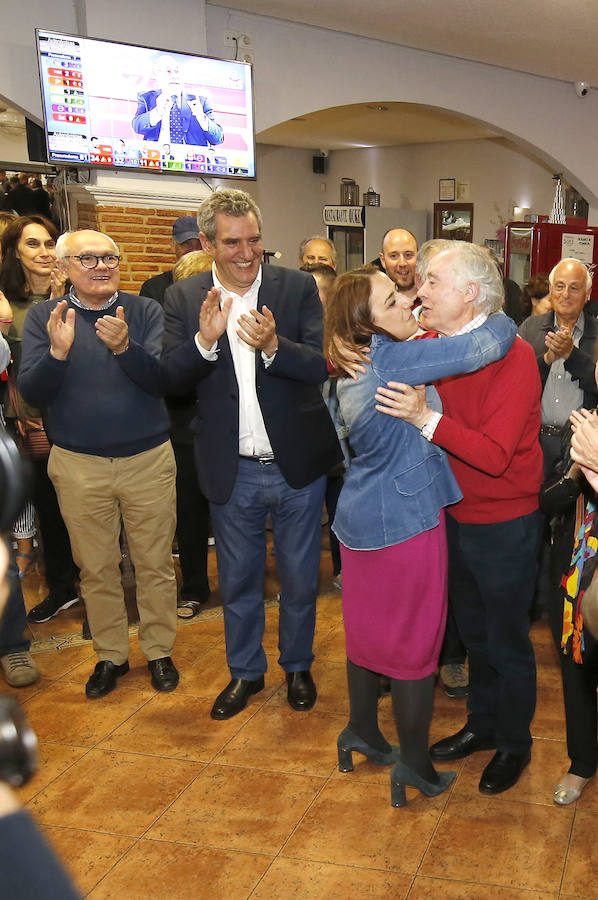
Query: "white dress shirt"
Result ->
[[195, 265, 276, 456]]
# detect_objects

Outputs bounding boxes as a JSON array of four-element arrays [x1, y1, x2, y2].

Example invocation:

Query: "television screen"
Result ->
[[35, 29, 255, 179]]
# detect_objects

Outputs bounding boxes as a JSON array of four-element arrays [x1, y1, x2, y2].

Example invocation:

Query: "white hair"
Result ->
[[427, 241, 505, 316], [56, 230, 119, 260], [549, 257, 592, 294]]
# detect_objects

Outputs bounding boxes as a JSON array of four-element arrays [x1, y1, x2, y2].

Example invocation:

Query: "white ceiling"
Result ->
[[211, 0, 597, 149]]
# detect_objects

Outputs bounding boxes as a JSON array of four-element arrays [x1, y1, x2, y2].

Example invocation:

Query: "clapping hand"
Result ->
[[95, 306, 129, 354], [237, 305, 278, 356], [47, 300, 76, 360], [198, 287, 231, 350]]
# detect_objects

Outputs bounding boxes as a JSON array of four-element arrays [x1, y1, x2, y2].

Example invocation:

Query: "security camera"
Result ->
[[575, 81, 590, 98], [319, 149, 329, 158]]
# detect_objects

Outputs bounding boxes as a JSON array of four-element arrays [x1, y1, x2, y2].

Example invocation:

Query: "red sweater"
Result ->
[[433, 336, 543, 524]]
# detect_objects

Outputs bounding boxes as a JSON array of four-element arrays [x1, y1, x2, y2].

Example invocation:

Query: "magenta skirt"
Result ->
[[340, 515, 448, 680]]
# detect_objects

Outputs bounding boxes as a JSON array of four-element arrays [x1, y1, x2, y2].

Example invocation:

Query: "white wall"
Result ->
[[322, 139, 556, 245], [205, 7, 598, 207], [0, 0, 594, 237]]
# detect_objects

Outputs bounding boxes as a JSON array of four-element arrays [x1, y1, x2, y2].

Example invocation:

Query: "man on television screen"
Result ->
[[132, 54, 224, 147]]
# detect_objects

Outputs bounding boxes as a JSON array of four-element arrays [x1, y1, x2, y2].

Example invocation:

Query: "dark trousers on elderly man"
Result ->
[[446, 509, 542, 756]]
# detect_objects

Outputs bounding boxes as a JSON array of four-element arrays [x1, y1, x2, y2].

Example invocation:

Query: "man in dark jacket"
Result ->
[[162, 189, 342, 720]]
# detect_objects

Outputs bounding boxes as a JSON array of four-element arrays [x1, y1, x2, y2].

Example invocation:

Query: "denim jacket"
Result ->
[[333, 314, 517, 550]]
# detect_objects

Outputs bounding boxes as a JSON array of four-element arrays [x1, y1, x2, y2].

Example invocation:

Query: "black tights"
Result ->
[[346, 658, 438, 782]]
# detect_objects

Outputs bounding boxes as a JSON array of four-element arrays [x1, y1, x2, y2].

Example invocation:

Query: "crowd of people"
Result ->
[[0, 188, 597, 822]]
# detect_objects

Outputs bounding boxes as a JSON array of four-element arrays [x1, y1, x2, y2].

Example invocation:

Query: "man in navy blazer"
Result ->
[[132, 55, 224, 147], [162, 189, 342, 719]]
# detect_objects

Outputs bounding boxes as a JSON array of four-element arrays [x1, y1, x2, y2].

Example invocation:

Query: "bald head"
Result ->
[[549, 258, 592, 328], [379, 229, 418, 293]]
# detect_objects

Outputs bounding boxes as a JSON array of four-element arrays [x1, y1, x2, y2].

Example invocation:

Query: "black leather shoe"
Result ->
[[85, 660, 129, 699], [211, 677, 265, 720], [286, 670, 317, 711], [430, 726, 495, 761], [479, 749, 531, 795], [148, 657, 179, 692]]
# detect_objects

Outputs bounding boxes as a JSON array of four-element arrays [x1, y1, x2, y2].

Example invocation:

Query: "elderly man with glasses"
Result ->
[[17, 229, 179, 699]]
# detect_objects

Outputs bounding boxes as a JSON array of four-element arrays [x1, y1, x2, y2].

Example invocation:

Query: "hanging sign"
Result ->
[[561, 233, 594, 264], [323, 206, 365, 227]]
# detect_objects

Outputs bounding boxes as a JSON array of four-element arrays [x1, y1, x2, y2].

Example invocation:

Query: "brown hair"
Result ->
[[0, 215, 59, 304], [521, 273, 550, 319], [324, 266, 391, 372]]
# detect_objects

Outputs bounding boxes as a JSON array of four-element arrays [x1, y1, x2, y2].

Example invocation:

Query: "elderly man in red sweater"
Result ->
[[376, 240, 543, 795]]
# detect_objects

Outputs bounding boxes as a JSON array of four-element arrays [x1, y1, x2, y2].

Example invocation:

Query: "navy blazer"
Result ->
[[132, 91, 224, 146], [162, 266, 343, 503], [518, 309, 598, 410]]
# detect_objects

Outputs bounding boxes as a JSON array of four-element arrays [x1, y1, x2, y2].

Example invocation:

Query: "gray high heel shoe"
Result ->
[[390, 759, 456, 807], [337, 727, 400, 772]]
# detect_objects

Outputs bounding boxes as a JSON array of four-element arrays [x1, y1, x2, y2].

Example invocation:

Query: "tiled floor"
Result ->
[[9, 539, 597, 898]]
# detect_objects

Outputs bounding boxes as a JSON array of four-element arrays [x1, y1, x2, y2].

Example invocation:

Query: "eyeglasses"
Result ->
[[64, 254, 120, 269]]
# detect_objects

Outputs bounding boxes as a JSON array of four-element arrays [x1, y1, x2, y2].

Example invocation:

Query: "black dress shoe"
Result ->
[[286, 670, 317, 711], [211, 677, 265, 720], [85, 660, 129, 699], [479, 749, 531, 795], [148, 657, 179, 692], [430, 726, 495, 761]]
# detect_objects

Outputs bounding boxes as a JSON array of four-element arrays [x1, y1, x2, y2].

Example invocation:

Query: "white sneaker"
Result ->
[[1, 651, 40, 687]]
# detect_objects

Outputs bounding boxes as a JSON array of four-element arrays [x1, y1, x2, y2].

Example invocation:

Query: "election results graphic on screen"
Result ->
[[36, 30, 256, 178]]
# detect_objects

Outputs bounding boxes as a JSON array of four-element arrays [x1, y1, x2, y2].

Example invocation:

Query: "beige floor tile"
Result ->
[[173, 615, 226, 645], [251, 858, 412, 899], [42, 826, 135, 896], [22, 680, 152, 746], [176, 645, 280, 701], [421, 795, 573, 892], [534, 640, 564, 691], [572, 777, 598, 812], [561, 810, 598, 896], [265, 657, 349, 717], [531, 685, 567, 741], [87, 840, 272, 899], [408, 877, 558, 899], [282, 778, 446, 873], [17, 743, 88, 803], [148, 763, 324, 854], [99, 693, 254, 761], [34, 645, 95, 680], [531, 619, 555, 647], [314, 623, 347, 662], [0, 676, 54, 702], [215, 703, 344, 776], [451, 737, 568, 806], [28, 748, 200, 835]]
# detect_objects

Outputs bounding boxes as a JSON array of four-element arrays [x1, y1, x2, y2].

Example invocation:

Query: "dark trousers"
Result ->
[[325, 474, 343, 577], [446, 509, 542, 755], [548, 566, 598, 778], [32, 456, 77, 599], [172, 441, 210, 602], [0, 545, 29, 656], [210, 458, 325, 680], [438, 599, 466, 666]]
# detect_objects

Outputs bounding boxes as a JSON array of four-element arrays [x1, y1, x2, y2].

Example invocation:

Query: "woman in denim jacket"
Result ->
[[325, 267, 516, 807]]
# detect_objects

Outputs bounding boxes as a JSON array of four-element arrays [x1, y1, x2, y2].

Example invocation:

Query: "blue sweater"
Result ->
[[18, 292, 170, 457]]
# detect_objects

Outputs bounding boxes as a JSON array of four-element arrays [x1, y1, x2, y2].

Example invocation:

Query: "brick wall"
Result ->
[[76, 201, 198, 294]]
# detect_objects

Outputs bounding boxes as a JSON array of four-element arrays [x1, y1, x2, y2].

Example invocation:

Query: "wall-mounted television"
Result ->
[[35, 29, 256, 179]]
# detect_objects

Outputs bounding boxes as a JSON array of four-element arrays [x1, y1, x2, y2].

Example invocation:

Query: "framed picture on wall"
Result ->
[[433, 203, 474, 242], [438, 178, 456, 201]]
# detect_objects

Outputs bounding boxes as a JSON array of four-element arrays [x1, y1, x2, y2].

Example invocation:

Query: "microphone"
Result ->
[[263, 250, 282, 264]]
